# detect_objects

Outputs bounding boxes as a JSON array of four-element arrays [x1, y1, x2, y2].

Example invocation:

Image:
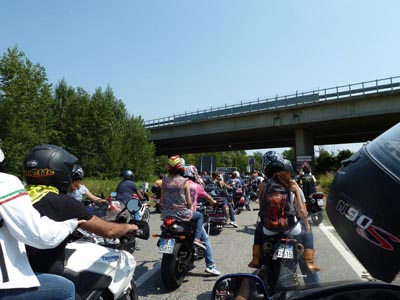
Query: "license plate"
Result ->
[[318, 199, 324, 206], [274, 244, 293, 259], [159, 238, 175, 254]]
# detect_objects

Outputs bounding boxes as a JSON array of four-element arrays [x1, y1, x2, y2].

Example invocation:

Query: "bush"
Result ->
[[317, 172, 335, 194]]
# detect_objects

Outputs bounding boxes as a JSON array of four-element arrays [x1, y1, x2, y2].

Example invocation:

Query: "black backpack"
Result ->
[[260, 179, 297, 232], [300, 174, 316, 197]]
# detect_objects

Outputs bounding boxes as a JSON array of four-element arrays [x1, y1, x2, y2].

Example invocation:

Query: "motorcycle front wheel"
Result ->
[[141, 208, 150, 223]]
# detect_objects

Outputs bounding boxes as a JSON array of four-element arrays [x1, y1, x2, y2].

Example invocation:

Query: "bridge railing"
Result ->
[[144, 76, 400, 128]]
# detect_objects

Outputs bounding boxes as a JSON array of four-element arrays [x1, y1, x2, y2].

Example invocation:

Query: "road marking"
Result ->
[[136, 261, 161, 287], [319, 223, 366, 276]]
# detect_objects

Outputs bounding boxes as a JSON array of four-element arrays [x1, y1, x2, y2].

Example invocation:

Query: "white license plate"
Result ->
[[159, 238, 175, 254], [318, 199, 324, 206], [274, 244, 293, 259]]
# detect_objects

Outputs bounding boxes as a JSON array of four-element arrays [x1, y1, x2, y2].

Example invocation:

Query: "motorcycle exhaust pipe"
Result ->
[[263, 241, 274, 254], [295, 242, 304, 260]]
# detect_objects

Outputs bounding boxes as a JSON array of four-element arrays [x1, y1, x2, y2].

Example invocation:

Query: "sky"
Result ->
[[1, 1, 399, 154]]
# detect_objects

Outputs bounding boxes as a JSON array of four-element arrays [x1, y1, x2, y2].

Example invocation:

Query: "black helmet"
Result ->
[[72, 165, 84, 181], [262, 150, 286, 178], [283, 158, 295, 176], [23, 144, 78, 193], [326, 122, 400, 283], [123, 170, 134, 180]]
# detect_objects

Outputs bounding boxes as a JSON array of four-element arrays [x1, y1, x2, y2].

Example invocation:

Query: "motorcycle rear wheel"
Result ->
[[161, 243, 188, 289]]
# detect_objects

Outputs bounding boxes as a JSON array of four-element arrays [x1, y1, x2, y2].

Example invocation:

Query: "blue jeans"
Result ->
[[199, 226, 215, 268], [245, 194, 251, 210], [190, 211, 204, 240], [224, 198, 236, 222], [0, 273, 75, 300], [298, 221, 319, 285]]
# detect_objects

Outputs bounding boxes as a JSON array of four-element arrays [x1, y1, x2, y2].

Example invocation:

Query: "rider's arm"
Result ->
[[184, 180, 192, 209], [136, 189, 144, 200], [290, 181, 310, 231], [81, 215, 138, 238], [198, 185, 217, 205], [257, 182, 264, 209], [0, 174, 78, 249], [85, 189, 104, 202]]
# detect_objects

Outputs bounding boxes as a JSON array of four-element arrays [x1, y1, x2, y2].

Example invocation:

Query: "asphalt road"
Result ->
[[131, 206, 370, 300]]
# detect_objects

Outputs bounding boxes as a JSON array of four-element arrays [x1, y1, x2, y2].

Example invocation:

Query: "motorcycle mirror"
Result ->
[[126, 199, 141, 212], [210, 273, 269, 300]]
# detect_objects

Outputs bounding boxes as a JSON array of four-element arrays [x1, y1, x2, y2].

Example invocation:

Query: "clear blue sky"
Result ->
[[1, 1, 399, 153]]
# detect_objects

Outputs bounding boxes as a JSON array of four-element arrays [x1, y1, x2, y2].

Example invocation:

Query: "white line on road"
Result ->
[[319, 223, 366, 276], [136, 262, 161, 287]]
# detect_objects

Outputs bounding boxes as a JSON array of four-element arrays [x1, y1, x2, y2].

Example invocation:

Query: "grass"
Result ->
[[316, 171, 335, 194], [82, 176, 158, 198]]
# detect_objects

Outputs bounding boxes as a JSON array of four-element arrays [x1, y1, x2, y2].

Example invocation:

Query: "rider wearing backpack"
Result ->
[[247, 151, 320, 274], [299, 165, 317, 198]]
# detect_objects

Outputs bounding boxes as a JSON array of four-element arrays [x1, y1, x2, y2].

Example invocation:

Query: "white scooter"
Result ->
[[64, 200, 149, 300]]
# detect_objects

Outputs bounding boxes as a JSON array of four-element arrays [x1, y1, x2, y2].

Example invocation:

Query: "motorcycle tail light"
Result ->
[[164, 217, 175, 227], [314, 193, 324, 199]]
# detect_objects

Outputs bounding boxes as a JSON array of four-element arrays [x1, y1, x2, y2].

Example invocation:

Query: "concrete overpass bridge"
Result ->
[[144, 76, 400, 162]]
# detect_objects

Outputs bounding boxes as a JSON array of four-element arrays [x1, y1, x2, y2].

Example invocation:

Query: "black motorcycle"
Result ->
[[305, 192, 324, 226], [257, 234, 304, 295], [197, 196, 226, 235], [154, 216, 205, 289]]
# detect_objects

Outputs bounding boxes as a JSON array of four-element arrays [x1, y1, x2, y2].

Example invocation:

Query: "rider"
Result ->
[[68, 165, 106, 203], [228, 171, 251, 211], [247, 151, 320, 275], [161, 155, 206, 249], [211, 172, 238, 228], [116, 170, 144, 220], [0, 144, 79, 300], [23, 145, 138, 282], [298, 165, 317, 199], [184, 165, 222, 276]]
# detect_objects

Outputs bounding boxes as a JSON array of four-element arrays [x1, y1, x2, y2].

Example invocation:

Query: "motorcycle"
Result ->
[[305, 192, 324, 226], [197, 195, 226, 235], [153, 216, 205, 289], [257, 234, 305, 295], [107, 191, 151, 223], [130, 193, 151, 223], [64, 199, 150, 300], [231, 186, 246, 214], [151, 185, 162, 213], [210, 213, 400, 299]]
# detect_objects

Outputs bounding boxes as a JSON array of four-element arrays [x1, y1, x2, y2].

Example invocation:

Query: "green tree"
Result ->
[[0, 46, 54, 174]]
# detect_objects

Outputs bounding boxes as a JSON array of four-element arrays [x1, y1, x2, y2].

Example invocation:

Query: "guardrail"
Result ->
[[144, 76, 400, 128]]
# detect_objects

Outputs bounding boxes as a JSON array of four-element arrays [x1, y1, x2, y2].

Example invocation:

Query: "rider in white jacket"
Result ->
[[0, 146, 79, 299]]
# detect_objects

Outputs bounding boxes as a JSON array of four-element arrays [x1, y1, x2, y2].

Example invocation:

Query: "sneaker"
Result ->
[[193, 239, 206, 250], [205, 266, 221, 276], [229, 221, 238, 228]]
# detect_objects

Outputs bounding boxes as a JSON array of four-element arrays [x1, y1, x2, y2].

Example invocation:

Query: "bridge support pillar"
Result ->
[[295, 128, 315, 169]]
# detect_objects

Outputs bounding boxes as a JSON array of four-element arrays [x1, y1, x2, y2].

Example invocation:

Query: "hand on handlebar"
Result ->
[[126, 224, 139, 237]]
